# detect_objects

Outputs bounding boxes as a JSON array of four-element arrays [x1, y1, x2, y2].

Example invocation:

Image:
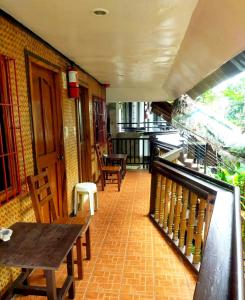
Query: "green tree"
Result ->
[[223, 77, 245, 130], [196, 89, 216, 104]]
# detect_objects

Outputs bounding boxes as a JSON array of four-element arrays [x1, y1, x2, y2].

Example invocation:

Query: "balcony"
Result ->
[[0, 2, 244, 299]]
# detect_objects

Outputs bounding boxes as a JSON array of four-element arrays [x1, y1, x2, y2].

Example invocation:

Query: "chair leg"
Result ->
[[81, 193, 85, 218], [76, 236, 83, 280], [101, 172, 105, 191], [117, 171, 121, 192], [103, 172, 107, 188], [94, 192, 98, 211], [85, 227, 91, 260]]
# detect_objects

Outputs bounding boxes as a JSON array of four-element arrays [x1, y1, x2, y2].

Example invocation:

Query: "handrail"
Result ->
[[117, 121, 168, 125], [231, 187, 244, 300], [161, 147, 183, 162], [150, 159, 244, 300], [116, 121, 175, 133]]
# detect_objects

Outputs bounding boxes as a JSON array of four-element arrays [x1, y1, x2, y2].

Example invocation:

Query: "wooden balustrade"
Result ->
[[149, 159, 244, 299], [152, 169, 210, 269]]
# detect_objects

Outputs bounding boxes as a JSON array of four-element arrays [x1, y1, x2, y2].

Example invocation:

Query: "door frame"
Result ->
[[25, 51, 68, 218], [76, 85, 92, 182]]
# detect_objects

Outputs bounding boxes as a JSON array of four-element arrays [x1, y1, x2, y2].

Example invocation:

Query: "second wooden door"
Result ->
[[76, 86, 92, 182]]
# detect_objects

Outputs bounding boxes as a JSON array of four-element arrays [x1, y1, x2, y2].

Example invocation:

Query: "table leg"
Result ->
[[67, 248, 75, 299], [22, 268, 29, 285], [76, 236, 83, 280], [44, 270, 57, 300], [85, 227, 91, 260]]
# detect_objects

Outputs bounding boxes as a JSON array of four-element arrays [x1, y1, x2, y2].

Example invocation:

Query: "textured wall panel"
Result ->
[[0, 15, 104, 294]]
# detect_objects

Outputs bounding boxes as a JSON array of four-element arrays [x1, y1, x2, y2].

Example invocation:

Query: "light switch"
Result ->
[[64, 127, 68, 138]]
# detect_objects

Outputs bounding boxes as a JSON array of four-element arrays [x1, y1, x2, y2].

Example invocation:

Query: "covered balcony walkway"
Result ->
[[18, 170, 196, 300]]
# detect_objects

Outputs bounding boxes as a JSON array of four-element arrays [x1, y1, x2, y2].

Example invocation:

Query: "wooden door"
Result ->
[[29, 60, 66, 223], [76, 86, 92, 182]]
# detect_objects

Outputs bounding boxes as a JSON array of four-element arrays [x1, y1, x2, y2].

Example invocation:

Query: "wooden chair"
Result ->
[[95, 143, 121, 191], [107, 136, 127, 178], [27, 171, 92, 280]]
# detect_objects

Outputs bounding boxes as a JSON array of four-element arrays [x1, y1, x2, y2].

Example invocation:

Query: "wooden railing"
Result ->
[[149, 158, 244, 299], [111, 137, 150, 168]]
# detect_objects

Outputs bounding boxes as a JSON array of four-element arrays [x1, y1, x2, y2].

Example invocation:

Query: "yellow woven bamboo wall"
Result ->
[[0, 14, 105, 294]]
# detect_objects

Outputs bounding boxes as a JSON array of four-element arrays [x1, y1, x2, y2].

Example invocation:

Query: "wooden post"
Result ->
[[163, 178, 172, 230], [185, 192, 198, 257], [149, 171, 157, 215], [168, 181, 176, 235], [159, 176, 166, 226], [193, 198, 207, 264], [179, 188, 189, 249], [204, 197, 215, 245], [173, 184, 183, 241], [154, 174, 161, 221]]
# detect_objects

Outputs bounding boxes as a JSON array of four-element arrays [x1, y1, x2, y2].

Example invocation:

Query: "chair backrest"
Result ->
[[27, 171, 57, 223], [107, 136, 113, 155], [95, 143, 105, 169]]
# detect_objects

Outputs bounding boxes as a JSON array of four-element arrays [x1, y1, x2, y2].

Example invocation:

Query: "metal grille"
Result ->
[[0, 55, 27, 204]]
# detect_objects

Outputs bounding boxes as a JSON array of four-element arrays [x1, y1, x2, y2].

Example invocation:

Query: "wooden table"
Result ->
[[106, 154, 127, 178], [0, 222, 83, 300]]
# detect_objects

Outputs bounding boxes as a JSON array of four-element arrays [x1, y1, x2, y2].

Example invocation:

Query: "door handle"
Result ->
[[57, 155, 64, 161]]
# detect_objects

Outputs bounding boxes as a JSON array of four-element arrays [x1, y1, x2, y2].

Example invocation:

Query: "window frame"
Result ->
[[0, 55, 26, 204]]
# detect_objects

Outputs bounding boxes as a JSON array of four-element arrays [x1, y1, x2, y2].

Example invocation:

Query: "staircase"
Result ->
[[182, 153, 205, 173]]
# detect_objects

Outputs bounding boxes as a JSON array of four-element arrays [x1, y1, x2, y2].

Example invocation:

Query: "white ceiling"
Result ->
[[0, 0, 198, 101], [1, 0, 244, 102]]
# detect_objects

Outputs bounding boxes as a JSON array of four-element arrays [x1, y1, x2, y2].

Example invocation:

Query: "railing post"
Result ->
[[149, 170, 157, 215], [204, 143, 207, 174], [159, 176, 166, 226], [179, 187, 189, 249], [167, 181, 177, 236], [163, 178, 172, 231], [154, 174, 162, 222], [193, 198, 207, 265], [185, 192, 198, 258], [173, 184, 183, 243], [149, 135, 157, 172]]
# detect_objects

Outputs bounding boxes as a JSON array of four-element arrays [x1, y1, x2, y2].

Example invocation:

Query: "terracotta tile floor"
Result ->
[[17, 170, 197, 300]]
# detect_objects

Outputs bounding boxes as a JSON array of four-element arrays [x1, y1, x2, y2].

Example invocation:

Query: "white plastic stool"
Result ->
[[74, 182, 98, 216]]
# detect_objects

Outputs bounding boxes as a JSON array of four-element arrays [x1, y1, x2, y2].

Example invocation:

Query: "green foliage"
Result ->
[[228, 146, 245, 159], [223, 78, 245, 102], [242, 214, 245, 242], [215, 162, 245, 210], [196, 89, 216, 104], [223, 78, 245, 129]]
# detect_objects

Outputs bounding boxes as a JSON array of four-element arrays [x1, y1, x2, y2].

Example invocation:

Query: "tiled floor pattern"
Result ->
[[17, 170, 197, 300]]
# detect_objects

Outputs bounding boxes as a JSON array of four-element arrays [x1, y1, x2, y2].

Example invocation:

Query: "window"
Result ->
[[93, 97, 106, 144], [0, 55, 27, 203]]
